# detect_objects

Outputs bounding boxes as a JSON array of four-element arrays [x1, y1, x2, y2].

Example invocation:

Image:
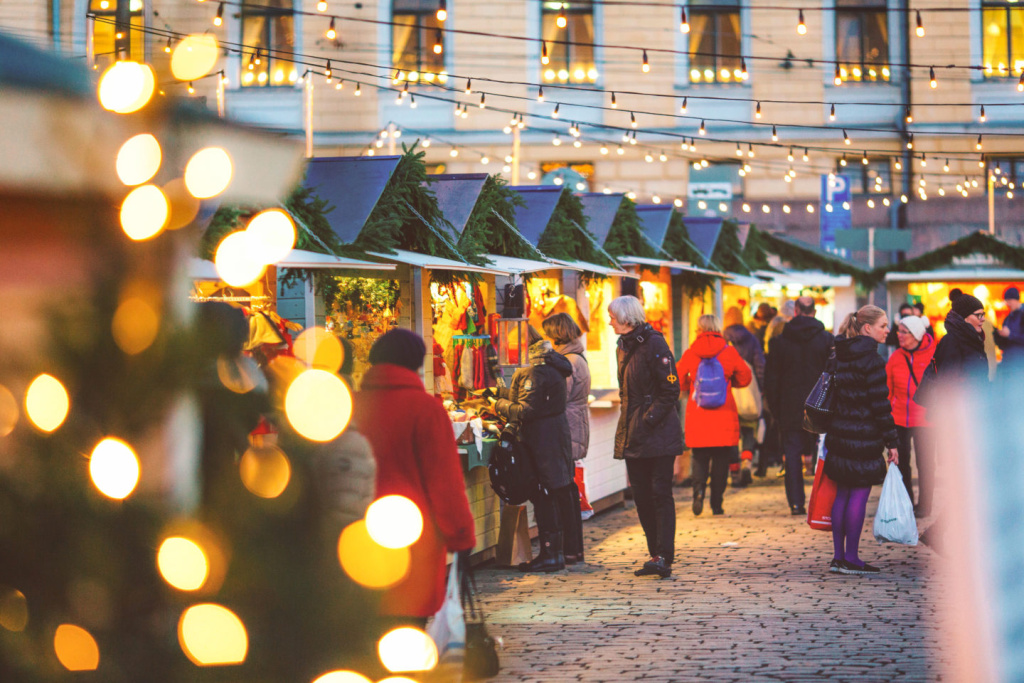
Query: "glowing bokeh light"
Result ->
[[170, 34, 220, 81], [214, 231, 265, 287], [284, 369, 352, 442], [53, 624, 100, 671], [974, 285, 991, 302], [25, 374, 69, 433], [0, 589, 28, 632], [163, 179, 201, 230], [112, 297, 159, 355], [157, 537, 210, 591], [0, 385, 18, 437], [365, 496, 423, 549], [98, 60, 155, 113], [116, 133, 161, 186], [239, 446, 291, 498], [121, 184, 169, 241], [337, 521, 411, 589], [377, 627, 438, 673], [311, 671, 373, 683], [216, 356, 263, 394], [245, 209, 296, 265], [293, 327, 344, 373], [178, 603, 248, 666], [89, 437, 140, 500], [184, 147, 233, 199]]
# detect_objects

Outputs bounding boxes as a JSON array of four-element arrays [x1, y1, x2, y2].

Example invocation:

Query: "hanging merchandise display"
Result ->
[[329, 276, 401, 387]]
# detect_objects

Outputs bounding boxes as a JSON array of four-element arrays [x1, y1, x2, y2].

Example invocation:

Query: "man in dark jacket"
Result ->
[[609, 296, 682, 579], [996, 286, 1024, 373], [764, 296, 834, 515], [724, 306, 765, 486]]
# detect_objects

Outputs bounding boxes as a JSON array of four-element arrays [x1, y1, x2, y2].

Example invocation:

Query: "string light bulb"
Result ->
[[433, 29, 443, 54], [905, 107, 913, 123], [557, 4, 567, 29], [610, 92, 617, 108], [680, 7, 689, 33], [834, 64, 842, 86], [164, 36, 172, 53], [436, 0, 447, 22], [541, 42, 549, 65], [537, 86, 544, 102], [797, 9, 807, 35], [325, 17, 336, 40], [213, 3, 223, 26], [354, 83, 361, 96], [748, 144, 755, 158], [916, 11, 924, 38], [755, 102, 761, 119], [907, 133, 914, 149], [920, 154, 927, 167], [325, 60, 332, 80], [944, 159, 950, 172], [980, 105, 987, 122], [642, 50, 650, 73], [464, 79, 471, 94], [479, 93, 486, 108], [803, 149, 810, 162], [740, 58, 749, 80], [254, 48, 261, 66], [736, 143, 743, 157], [188, 81, 195, 94], [630, 111, 637, 128], [317, 0, 327, 10], [895, 159, 902, 170], [929, 67, 937, 88], [840, 153, 847, 167], [862, 151, 868, 165], [829, 103, 835, 121], [977, 134, 983, 150], [552, 103, 560, 118], [772, 125, 778, 142], [1018, 71, 1024, 91], [680, 97, 688, 114], [699, 120, 706, 135], [843, 129, 850, 144], [409, 94, 417, 108]]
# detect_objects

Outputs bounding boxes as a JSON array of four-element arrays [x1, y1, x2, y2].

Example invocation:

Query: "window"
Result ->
[[835, 0, 890, 83], [688, 1, 742, 84], [240, 0, 295, 87], [541, 1, 596, 83], [982, 2, 1024, 77], [989, 158, 1024, 194], [540, 161, 594, 190], [393, 0, 446, 83], [837, 158, 892, 195], [88, 0, 144, 69]]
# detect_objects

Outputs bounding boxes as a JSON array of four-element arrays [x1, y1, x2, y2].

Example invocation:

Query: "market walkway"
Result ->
[[474, 477, 948, 683]]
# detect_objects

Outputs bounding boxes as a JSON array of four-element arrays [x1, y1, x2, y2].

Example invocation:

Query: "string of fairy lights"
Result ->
[[78, 4, 1024, 211]]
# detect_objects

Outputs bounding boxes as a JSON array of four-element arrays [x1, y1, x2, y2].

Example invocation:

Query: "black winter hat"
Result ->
[[369, 328, 426, 371], [952, 294, 985, 319]]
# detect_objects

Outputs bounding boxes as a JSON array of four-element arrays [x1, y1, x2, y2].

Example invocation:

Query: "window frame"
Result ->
[[834, 0, 891, 83], [87, 0, 145, 65], [540, 1, 597, 84], [988, 157, 1024, 193], [980, 1, 1024, 79], [835, 157, 892, 195], [391, 0, 446, 81], [687, 2, 743, 84], [239, 0, 296, 88]]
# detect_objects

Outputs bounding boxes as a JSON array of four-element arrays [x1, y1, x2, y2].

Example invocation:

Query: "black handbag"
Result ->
[[461, 566, 500, 680], [803, 350, 837, 434], [911, 357, 939, 408], [487, 423, 539, 505]]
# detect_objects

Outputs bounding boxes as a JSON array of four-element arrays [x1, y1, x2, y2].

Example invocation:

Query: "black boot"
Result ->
[[692, 484, 705, 516], [634, 555, 672, 578], [517, 532, 565, 573]]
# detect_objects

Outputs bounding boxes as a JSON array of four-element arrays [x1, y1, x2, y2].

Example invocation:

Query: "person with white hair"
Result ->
[[608, 295, 683, 579]]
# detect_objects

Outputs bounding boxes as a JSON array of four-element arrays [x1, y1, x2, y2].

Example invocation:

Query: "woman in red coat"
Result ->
[[677, 315, 752, 517], [885, 314, 936, 517], [353, 329, 476, 624]]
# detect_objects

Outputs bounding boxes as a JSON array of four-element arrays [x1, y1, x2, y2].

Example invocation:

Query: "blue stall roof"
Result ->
[[683, 216, 724, 265], [510, 185, 564, 245], [304, 156, 401, 245], [426, 173, 489, 235], [636, 205, 675, 249], [578, 193, 623, 246]]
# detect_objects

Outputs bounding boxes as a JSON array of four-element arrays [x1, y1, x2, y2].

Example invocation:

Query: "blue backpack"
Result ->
[[693, 349, 729, 409]]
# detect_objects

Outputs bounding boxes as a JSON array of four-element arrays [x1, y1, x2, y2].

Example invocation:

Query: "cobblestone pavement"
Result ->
[[474, 475, 946, 683]]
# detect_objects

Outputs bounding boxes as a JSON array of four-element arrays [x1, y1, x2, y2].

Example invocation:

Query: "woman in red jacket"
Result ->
[[677, 315, 752, 517], [885, 315, 936, 517], [353, 329, 477, 624]]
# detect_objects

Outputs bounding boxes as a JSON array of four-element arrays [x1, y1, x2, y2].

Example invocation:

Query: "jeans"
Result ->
[[896, 425, 934, 514], [626, 455, 676, 563], [782, 429, 816, 509], [692, 446, 736, 512]]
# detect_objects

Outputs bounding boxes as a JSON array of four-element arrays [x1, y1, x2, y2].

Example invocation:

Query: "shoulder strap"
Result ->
[[903, 353, 919, 387], [565, 351, 589, 366], [617, 342, 642, 386]]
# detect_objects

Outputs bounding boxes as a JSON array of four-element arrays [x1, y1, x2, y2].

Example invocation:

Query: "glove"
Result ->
[[494, 398, 511, 418]]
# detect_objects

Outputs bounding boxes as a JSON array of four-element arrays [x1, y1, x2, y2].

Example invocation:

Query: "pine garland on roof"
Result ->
[[875, 230, 1024, 278], [662, 210, 716, 293], [536, 189, 606, 266], [603, 197, 656, 260], [458, 175, 542, 261], [710, 220, 751, 276], [739, 225, 773, 273], [755, 229, 870, 284]]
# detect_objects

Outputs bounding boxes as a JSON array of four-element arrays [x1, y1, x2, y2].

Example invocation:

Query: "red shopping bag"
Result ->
[[807, 458, 837, 531]]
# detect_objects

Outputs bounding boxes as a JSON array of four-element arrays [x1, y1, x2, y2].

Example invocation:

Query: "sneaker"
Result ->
[[580, 509, 595, 521], [635, 556, 671, 578], [838, 561, 880, 575], [828, 559, 844, 573]]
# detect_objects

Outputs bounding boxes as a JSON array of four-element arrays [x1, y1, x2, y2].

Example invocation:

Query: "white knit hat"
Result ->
[[899, 315, 928, 342]]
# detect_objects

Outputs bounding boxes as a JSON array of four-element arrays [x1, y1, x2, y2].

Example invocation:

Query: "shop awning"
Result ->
[[367, 249, 507, 274], [727, 273, 769, 288], [304, 156, 401, 245], [188, 251, 395, 279], [550, 259, 631, 277], [426, 173, 489, 234], [753, 269, 853, 288], [884, 268, 1024, 283], [578, 193, 623, 246], [483, 254, 574, 275]]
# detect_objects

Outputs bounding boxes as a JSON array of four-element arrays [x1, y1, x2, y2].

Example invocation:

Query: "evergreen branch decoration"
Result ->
[[871, 230, 1024, 283], [755, 229, 870, 283], [661, 210, 716, 294], [457, 176, 540, 260], [710, 220, 751, 276], [739, 225, 773, 273], [603, 197, 656, 261], [536, 189, 605, 266]]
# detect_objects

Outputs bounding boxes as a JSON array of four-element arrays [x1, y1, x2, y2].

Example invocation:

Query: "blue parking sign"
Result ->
[[820, 174, 852, 251]]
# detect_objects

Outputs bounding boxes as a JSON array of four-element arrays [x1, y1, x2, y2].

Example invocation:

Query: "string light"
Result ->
[[980, 155, 986, 168], [325, 17, 336, 40], [630, 111, 637, 127], [617, 145, 625, 155], [803, 148, 810, 162], [920, 153, 927, 167], [436, 0, 447, 22], [748, 144, 754, 158], [944, 159, 950, 172], [740, 58, 749, 80], [464, 79, 471, 94], [843, 129, 850, 144], [771, 125, 778, 142], [354, 82, 361, 95], [642, 50, 650, 73], [907, 133, 914, 149], [797, 9, 807, 35], [610, 92, 617, 108], [541, 42, 549, 65], [556, 4, 567, 29], [755, 102, 761, 119], [862, 151, 868, 165], [537, 86, 544, 102], [317, 0, 326, 10], [630, 130, 638, 144], [787, 147, 794, 162], [254, 48, 261, 66], [479, 93, 486, 108], [422, 136, 430, 147], [324, 60, 332, 80], [916, 11, 925, 38], [433, 29, 443, 54], [188, 81, 195, 94], [977, 134, 983, 150], [409, 94, 417, 108], [834, 64, 842, 86], [1018, 72, 1024, 91], [450, 148, 458, 157], [680, 97, 687, 114], [883, 197, 890, 206], [213, 3, 223, 26], [699, 120, 706, 135], [552, 103, 560, 117], [930, 67, 937, 88], [840, 153, 847, 167], [905, 107, 913, 123], [736, 143, 743, 157], [600, 144, 609, 154], [164, 36, 172, 53], [895, 159, 903, 170], [680, 7, 689, 33], [980, 105, 986, 122], [829, 103, 835, 121]]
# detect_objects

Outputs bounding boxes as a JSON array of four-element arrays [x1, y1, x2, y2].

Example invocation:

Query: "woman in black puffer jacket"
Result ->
[[824, 305, 900, 576]]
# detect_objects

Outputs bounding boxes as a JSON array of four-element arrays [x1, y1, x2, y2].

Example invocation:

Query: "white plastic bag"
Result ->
[[873, 463, 919, 545], [427, 559, 465, 680]]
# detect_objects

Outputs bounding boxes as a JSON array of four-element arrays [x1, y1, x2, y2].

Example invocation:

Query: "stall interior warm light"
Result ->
[[178, 604, 248, 666], [284, 369, 352, 442], [157, 537, 210, 591], [378, 627, 438, 673], [25, 374, 69, 433], [365, 496, 423, 549], [89, 437, 140, 500], [184, 147, 233, 199], [54, 624, 100, 671], [338, 520, 411, 588], [239, 446, 292, 499], [116, 134, 162, 186]]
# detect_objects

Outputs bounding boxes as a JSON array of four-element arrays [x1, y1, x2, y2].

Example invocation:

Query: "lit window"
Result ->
[[835, 0, 889, 83], [393, 0, 445, 80], [989, 158, 1024, 195], [982, 2, 1024, 78], [241, 0, 295, 88], [541, 1, 596, 83], [88, 0, 144, 69], [688, 1, 741, 84]]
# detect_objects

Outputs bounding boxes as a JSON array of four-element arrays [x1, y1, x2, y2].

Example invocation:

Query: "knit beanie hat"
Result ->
[[1005, 286, 1020, 301], [899, 315, 927, 342], [952, 294, 985, 319], [369, 328, 426, 371]]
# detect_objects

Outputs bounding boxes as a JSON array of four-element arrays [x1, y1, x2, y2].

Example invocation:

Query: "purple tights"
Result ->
[[831, 486, 872, 566]]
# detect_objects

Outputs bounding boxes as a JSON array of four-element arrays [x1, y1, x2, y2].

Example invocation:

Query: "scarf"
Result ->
[[944, 311, 985, 356]]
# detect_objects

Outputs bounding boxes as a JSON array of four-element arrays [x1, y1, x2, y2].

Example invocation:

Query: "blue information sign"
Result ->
[[820, 174, 852, 251]]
